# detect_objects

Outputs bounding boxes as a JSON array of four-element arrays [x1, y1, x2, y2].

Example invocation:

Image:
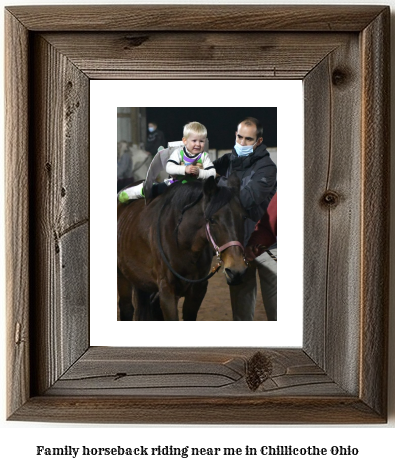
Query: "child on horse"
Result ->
[[118, 121, 216, 202]]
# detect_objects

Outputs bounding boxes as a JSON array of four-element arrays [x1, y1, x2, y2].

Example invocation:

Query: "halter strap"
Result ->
[[205, 222, 245, 255]]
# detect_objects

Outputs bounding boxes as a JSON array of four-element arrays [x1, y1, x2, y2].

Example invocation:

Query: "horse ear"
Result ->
[[203, 176, 218, 200], [228, 172, 241, 195]]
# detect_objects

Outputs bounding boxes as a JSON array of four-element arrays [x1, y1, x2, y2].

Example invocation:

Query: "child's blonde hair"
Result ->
[[183, 122, 207, 139]]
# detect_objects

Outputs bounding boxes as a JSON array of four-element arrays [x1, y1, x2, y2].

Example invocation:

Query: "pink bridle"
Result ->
[[205, 222, 247, 264]]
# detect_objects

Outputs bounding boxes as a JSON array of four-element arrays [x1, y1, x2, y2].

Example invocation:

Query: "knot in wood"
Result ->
[[332, 68, 348, 87], [123, 35, 149, 49], [246, 351, 273, 391], [114, 372, 127, 381], [321, 190, 340, 208]]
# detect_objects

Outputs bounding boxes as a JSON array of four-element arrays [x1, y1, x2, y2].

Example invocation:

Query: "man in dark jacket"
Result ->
[[214, 117, 277, 321]]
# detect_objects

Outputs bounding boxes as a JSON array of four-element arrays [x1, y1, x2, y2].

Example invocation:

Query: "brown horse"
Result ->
[[117, 175, 247, 321]]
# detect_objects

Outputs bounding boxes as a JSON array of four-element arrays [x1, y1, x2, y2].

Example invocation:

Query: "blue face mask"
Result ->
[[234, 141, 256, 157], [148, 126, 155, 133]]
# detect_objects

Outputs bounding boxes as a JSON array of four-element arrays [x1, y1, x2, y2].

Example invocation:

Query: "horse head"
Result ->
[[203, 175, 247, 285]]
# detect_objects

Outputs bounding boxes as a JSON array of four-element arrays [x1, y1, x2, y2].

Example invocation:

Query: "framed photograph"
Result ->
[[92, 84, 302, 342], [5, 5, 389, 423]]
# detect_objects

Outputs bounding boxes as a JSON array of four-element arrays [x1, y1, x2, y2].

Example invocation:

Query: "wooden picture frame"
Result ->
[[5, 5, 390, 424]]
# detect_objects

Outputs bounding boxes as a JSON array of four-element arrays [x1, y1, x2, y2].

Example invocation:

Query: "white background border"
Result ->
[[90, 80, 304, 347]]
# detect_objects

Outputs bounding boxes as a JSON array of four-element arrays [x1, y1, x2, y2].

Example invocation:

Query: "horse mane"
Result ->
[[162, 181, 204, 212], [159, 181, 235, 246], [160, 181, 234, 214], [204, 186, 233, 219]]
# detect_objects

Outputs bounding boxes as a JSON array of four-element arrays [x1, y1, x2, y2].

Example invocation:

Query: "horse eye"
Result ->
[[243, 215, 248, 220], [209, 217, 215, 224]]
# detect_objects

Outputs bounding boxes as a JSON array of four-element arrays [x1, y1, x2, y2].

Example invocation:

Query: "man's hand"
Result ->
[[245, 244, 266, 261]]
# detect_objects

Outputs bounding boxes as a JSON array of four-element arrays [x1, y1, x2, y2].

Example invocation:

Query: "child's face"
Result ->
[[182, 132, 206, 154]]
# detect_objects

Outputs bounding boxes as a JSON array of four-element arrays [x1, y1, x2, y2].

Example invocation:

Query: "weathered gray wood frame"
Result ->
[[5, 5, 390, 424]]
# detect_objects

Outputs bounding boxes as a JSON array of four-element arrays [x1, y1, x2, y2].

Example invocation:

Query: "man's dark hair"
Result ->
[[237, 117, 263, 139], [148, 121, 157, 126]]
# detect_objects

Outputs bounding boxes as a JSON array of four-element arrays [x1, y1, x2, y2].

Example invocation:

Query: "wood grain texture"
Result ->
[[360, 9, 390, 418], [46, 348, 345, 397], [5, 5, 390, 424], [5, 5, 386, 32], [8, 350, 382, 424], [42, 32, 350, 80], [303, 55, 331, 370], [9, 396, 383, 425], [304, 35, 362, 395], [5, 10, 30, 418], [29, 34, 90, 395]]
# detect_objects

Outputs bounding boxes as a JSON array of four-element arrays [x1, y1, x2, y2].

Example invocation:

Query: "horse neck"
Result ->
[[174, 201, 208, 252]]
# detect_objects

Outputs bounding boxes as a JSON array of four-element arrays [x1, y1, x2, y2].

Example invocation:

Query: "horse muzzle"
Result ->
[[224, 267, 247, 286]]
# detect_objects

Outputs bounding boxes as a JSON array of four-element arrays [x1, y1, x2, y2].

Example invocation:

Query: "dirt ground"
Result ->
[[117, 262, 267, 321], [182, 265, 267, 321]]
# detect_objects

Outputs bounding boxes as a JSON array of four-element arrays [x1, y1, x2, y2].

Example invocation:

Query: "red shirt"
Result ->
[[247, 192, 277, 248]]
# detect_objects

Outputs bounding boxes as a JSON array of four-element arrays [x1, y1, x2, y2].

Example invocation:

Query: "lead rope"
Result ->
[[255, 244, 277, 262], [266, 250, 277, 262]]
